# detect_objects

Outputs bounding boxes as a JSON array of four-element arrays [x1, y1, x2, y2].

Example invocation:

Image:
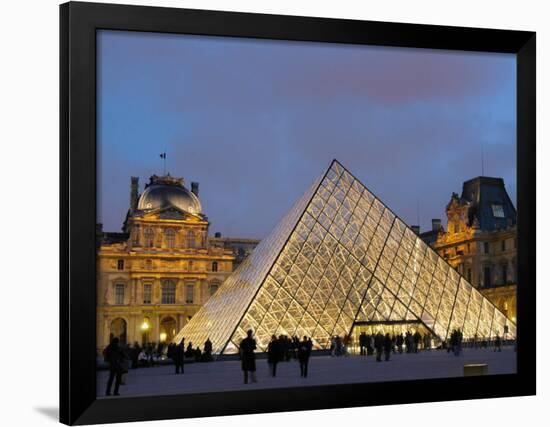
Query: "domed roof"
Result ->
[[137, 175, 202, 215]]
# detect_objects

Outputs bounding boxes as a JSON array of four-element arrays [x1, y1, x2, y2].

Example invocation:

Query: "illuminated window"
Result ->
[[143, 283, 152, 304], [454, 223, 460, 233], [115, 283, 125, 305], [491, 204, 505, 218], [186, 283, 194, 304], [212, 261, 218, 272], [117, 259, 124, 270], [144, 227, 154, 247], [162, 280, 176, 304], [165, 228, 176, 249], [145, 259, 153, 270]]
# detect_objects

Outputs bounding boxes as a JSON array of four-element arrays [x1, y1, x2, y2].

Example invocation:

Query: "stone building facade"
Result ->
[[97, 174, 235, 350], [420, 176, 517, 323]]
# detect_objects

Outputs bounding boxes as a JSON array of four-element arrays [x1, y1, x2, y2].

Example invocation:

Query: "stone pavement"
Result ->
[[98, 347, 516, 398]]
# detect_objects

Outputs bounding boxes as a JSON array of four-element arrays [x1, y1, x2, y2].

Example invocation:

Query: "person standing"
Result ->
[[240, 330, 257, 384], [359, 332, 367, 356], [383, 333, 392, 362], [204, 338, 213, 361], [267, 335, 281, 377], [375, 332, 384, 362], [131, 342, 141, 369], [104, 337, 125, 396], [174, 338, 185, 374], [494, 334, 502, 352], [298, 336, 312, 378], [396, 333, 404, 354], [413, 331, 421, 353]]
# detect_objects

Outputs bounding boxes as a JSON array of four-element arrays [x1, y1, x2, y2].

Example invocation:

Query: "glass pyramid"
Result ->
[[174, 160, 516, 354]]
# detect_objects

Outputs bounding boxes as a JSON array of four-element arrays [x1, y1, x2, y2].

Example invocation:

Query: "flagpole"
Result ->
[[163, 148, 166, 175]]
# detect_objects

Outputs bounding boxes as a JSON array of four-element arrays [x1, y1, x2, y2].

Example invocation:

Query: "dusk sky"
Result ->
[[97, 30, 516, 239]]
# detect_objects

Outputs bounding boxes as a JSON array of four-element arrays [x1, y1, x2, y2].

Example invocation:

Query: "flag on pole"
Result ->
[[160, 153, 166, 159]]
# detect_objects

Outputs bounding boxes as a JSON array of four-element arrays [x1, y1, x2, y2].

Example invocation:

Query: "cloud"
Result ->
[[97, 30, 516, 237]]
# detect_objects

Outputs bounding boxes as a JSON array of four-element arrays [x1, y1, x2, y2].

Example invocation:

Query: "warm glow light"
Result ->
[[141, 320, 150, 331], [512, 317, 516, 322], [159, 332, 167, 342]]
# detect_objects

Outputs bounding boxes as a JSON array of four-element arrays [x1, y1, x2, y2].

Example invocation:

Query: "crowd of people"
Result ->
[[356, 330, 431, 360], [242, 330, 313, 383], [102, 328, 511, 396], [102, 337, 215, 395]]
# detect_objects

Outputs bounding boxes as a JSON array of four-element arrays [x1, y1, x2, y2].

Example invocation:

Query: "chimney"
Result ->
[[411, 225, 420, 235], [432, 218, 442, 232], [191, 181, 199, 196], [130, 177, 139, 212], [214, 232, 222, 238]]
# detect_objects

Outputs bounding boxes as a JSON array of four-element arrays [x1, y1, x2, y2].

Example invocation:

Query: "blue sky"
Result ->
[[97, 30, 516, 238]]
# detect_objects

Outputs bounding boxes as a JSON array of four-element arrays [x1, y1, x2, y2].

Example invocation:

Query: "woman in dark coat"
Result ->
[[240, 329, 257, 384]]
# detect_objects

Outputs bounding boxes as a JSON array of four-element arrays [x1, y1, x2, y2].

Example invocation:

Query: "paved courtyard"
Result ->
[[98, 347, 516, 398]]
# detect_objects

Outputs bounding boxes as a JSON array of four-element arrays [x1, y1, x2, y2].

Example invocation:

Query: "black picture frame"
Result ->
[[60, 1, 536, 425]]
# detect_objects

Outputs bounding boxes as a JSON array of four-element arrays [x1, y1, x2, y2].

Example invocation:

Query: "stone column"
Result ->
[[154, 278, 161, 304], [176, 278, 184, 304], [103, 316, 111, 348], [153, 314, 160, 344], [130, 278, 137, 304]]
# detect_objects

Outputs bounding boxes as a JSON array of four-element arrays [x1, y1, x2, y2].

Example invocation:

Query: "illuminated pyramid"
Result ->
[[174, 160, 515, 354]]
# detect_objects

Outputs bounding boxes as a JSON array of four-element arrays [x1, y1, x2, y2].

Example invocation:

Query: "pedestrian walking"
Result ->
[[298, 336, 312, 378], [267, 335, 282, 377], [383, 333, 392, 361], [174, 338, 185, 374], [240, 329, 257, 384], [375, 332, 384, 362], [359, 332, 367, 356], [494, 334, 502, 352], [104, 337, 125, 396]]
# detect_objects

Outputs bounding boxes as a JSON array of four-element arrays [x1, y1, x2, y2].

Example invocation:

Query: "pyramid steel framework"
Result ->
[[174, 160, 516, 354]]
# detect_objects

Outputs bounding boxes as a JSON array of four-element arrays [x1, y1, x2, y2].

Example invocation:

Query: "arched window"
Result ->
[[132, 226, 140, 245], [186, 230, 195, 248], [144, 227, 154, 247], [160, 316, 177, 342], [165, 228, 176, 249], [161, 280, 176, 304], [110, 318, 127, 345], [212, 261, 218, 272]]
